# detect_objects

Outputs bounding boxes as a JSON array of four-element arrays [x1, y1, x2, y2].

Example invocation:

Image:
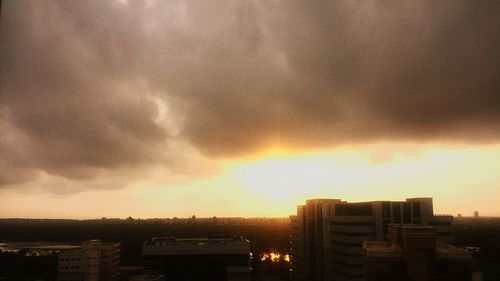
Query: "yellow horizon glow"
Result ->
[[219, 142, 500, 216], [1, 142, 499, 219]]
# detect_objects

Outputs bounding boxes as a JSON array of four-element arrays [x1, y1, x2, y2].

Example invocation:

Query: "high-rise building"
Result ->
[[57, 240, 120, 281], [289, 198, 454, 281], [363, 224, 478, 281]]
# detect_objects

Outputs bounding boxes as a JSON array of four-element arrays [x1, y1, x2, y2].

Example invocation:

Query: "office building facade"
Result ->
[[289, 198, 454, 281]]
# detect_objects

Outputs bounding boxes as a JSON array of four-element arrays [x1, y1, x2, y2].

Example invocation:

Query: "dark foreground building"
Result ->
[[0, 240, 120, 281], [142, 234, 251, 281], [289, 198, 454, 281], [0, 248, 59, 281], [363, 224, 481, 281]]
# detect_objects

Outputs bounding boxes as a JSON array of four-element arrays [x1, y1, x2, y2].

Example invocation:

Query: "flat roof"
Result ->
[[363, 241, 403, 258], [363, 241, 472, 259], [143, 236, 250, 256], [0, 241, 118, 252], [0, 242, 81, 251], [144, 235, 249, 246]]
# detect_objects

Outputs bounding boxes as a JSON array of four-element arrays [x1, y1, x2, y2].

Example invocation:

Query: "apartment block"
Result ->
[[57, 240, 120, 281]]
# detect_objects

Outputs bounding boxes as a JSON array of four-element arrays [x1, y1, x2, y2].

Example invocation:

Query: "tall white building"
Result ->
[[57, 240, 120, 281], [289, 198, 454, 281]]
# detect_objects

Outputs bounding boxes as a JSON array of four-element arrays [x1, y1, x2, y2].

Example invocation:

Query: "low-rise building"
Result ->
[[363, 224, 478, 281], [142, 233, 251, 281]]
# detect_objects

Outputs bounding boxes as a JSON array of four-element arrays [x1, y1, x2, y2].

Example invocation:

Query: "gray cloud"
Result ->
[[1, 0, 499, 188]]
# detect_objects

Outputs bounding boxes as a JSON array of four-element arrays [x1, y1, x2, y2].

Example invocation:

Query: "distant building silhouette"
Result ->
[[474, 211, 479, 218], [289, 198, 454, 281], [142, 233, 251, 281], [363, 224, 478, 281]]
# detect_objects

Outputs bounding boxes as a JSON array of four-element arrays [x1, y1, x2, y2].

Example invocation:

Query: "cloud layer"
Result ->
[[1, 0, 500, 188]]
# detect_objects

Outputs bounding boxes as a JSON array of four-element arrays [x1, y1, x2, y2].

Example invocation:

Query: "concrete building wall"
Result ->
[[82, 240, 101, 281], [290, 206, 305, 281], [101, 243, 120, 281], [142, 235, 250, 281], [57, 240, 120, 281], [58, 250, 85, 281], [290, 198, 455, 281], [363, 225, 472, 281]]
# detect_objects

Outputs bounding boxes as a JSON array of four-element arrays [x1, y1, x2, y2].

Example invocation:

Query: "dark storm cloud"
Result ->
[[0, 1, 170, 184], [1, 0, 499, 187]]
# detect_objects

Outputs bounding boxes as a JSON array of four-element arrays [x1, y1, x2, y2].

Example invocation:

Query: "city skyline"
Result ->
[[1, 1, 500, 219]]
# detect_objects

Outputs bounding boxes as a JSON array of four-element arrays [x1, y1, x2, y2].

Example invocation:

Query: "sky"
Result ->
[[1, 0, 500, 218]]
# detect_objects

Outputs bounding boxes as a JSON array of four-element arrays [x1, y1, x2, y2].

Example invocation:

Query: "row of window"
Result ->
[[331, 258, 364, 268], [60, 258, 80, 262], [59, 266, 80, 270], [382, 202, 421, 220], [335, 203, 372, 216], [331, 221, 375, 226], [330, 240, 362, 247], [330, 231, 375, 237], [330, 250, 363, 258]]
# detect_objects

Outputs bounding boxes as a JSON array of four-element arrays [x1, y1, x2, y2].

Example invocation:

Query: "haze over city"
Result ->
[[1, 1, 500, 219]]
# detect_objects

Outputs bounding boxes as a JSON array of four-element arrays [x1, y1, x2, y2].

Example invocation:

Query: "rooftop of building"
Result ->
[[363, 241, 471, 259], [305, 198, 343, 204], [142, 234, 251, 255], [302, 197, 434, 205], [0, 242, 81, 252], [144, 233, 249, 247], [363, 224, 471, 260], [0, 241, 119, 253], [363, 241, 404, 258]]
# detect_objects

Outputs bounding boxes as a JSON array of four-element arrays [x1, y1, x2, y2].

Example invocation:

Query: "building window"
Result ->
[[383, 220, 389, 239], [382, 202, 390, 217], [335, 203, 372, 216], [412, 202, 421, 218], [392, 203, 401, 223], [403, 202, 411, 223]]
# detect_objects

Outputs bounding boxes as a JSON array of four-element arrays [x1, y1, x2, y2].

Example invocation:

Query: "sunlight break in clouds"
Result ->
[[1, 143, 499, 218]]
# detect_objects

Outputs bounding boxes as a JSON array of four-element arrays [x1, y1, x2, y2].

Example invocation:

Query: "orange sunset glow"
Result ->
[[1, 142, 499, 218]]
